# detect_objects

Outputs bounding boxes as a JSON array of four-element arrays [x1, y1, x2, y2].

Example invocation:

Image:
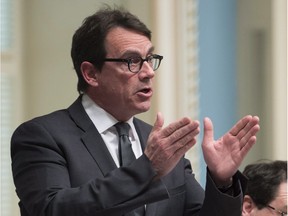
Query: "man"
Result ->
[[11, 7, 260, 216], [242, 160, 287, 216]]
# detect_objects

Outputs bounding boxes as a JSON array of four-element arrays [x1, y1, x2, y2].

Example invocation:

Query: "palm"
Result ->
[[202, 116, 260, 183]]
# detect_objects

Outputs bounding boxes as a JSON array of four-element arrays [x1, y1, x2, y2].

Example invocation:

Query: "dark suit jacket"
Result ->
[[11, 96, 246, 216]]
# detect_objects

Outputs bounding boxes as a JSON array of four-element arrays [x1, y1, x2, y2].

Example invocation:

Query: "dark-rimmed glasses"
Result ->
[[104, 54, 163, 73], [266, 205, 287, 216]]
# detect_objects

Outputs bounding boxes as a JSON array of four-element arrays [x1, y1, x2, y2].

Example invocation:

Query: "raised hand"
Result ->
[[144, 112, 200, 179], [201, 115, 260, 186]]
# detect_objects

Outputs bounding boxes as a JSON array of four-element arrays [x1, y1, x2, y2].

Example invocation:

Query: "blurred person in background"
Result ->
[[242, 160, 287, 216]]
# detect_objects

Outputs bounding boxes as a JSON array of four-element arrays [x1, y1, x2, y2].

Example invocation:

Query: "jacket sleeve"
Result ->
[[179, 156, 247, 216], [185, 166, 247, 216]]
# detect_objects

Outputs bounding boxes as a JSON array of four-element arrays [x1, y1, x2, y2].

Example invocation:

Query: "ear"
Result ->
[[242, 195, 255, 216], [81, 61, 99, 87]]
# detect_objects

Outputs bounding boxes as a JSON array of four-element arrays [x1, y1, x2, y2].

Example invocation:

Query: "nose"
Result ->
[[138, 61, 155, 80]]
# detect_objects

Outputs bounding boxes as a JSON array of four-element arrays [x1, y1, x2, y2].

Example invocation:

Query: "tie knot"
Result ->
[[114, 122, 130, 137]]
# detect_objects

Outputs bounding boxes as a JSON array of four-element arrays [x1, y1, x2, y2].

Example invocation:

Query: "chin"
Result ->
[[135, 103, 151, 114]]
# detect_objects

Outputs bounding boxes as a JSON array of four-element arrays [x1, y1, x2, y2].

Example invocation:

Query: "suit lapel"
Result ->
[[81, 126, 117, 175], [68, 96, 117, 176]]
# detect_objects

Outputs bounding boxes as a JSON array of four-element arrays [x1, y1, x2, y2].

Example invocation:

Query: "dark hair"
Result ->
[[243, 160, 287, 209], [71, 6, 152, 93]]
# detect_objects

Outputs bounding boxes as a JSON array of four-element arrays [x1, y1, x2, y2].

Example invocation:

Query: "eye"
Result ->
[[128, 57, 142, 64]]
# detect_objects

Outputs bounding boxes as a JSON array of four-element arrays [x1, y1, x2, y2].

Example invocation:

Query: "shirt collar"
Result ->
[[81, 94, 134, 134]]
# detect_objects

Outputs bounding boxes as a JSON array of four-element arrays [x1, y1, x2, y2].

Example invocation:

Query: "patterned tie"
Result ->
[[114, 122, 145, 216]]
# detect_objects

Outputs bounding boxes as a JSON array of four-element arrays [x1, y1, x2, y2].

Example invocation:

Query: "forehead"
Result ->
[[276, 182, 287, 198], [271, 182, 287, 208], [105, 27, 153, 56]]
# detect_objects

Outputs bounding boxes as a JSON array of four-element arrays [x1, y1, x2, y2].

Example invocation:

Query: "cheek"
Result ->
[[102, 79, 131, 100], [100, 72, 121, 90], [98, 69, 137, 101]]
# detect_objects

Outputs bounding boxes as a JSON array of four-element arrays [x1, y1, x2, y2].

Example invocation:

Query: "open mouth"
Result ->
[[140, 88, 151, 94], [137, 87, 152, 97]]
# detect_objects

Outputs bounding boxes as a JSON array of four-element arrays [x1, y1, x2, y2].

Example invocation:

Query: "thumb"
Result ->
[[151, 112, 164, 132], [202, 117, 214, 145]]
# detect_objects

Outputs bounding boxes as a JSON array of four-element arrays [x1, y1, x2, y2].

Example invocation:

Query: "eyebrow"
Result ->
[[121, 46, 155, 58]]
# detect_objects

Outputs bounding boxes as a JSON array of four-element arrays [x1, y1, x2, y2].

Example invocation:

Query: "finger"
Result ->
[[229, 115, 252, 136], [165, 120, 200, 144], [151, 112, 164, 133], [235, 116, 260, 141], [172, 139, 196, 161], [239, 123, 260, 149], [202, 117, 214, 146], [166, 126, 199, 152], [240, 135, 257, 158], [161, 117, 194, 137]]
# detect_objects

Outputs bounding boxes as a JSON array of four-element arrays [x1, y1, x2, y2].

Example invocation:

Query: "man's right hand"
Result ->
[[144, 112, 200, 179]]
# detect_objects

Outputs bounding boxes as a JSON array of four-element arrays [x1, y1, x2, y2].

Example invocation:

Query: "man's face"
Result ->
[[243, 182, 287, 216], [93, 27, 155, 121]]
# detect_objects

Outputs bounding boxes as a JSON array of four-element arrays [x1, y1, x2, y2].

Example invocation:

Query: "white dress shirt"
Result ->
[[81, 94, 143, 167]]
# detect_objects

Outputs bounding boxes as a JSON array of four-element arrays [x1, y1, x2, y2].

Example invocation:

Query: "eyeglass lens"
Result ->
[[128, 56, 161, 73]]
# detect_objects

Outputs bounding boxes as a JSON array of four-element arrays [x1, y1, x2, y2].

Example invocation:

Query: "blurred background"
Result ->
[[1, 0, 287, 215]]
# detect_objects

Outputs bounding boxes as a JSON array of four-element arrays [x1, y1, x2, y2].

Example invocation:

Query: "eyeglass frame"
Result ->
[[266, 205, 287, 216], [103, 54, 163, 73]]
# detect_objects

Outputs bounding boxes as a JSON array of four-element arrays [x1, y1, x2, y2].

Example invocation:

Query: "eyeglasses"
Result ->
[[104, 54, 163, 73], [266, 205, 287, 216]]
